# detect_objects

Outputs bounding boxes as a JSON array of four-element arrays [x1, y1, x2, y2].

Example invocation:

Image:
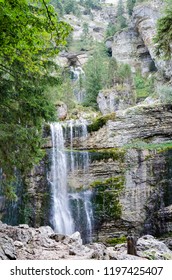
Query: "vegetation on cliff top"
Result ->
[[154, 0, 172, 59]]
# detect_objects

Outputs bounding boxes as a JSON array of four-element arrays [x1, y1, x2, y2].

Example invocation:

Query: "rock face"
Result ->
[[97, 85, 135, 115], [76, 104, 172, 149], [56, 102, 68, 120], [112, 0, 172, 79], [64, 104, 172, 240], [0, 222, 171, 260], [2, 104, 172, 243]]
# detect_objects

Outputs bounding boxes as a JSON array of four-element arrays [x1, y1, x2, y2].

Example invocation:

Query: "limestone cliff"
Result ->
[[112, 0, 172, 79]]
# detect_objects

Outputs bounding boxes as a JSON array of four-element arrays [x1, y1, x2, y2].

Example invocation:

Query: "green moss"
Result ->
[[88, 148, 125, 162], [106, 236, 127, 245], [90, 176, 125, 191], [159, 231, 172, 238], [87, 113, 116, 133], [124, 140, 172, 153], [90, 176, 125, 226]]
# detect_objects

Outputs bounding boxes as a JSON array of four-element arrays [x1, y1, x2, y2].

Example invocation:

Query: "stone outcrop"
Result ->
[[0, 222, 171, 260], [56, 102, 68, 120], [74, 104, 172, 149], [112, 0, 172, 79], [97, 84, 135, 115]]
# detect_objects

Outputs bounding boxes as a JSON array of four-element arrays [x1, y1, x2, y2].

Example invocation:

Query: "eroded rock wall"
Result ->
[[112, 0, 172, 79]]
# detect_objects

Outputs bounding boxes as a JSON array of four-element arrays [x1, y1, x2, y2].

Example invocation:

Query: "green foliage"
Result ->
[[158, 85, 172, 103], [45, 73, 76, 110], [83, 44, 109, 108], [80, 22, 93, 48], [105, 23, 117, 38], [83, 43, 133, 108], [117, 63, 132, 84], [82, 22, 89, 38], [124, 140, 172, 153], [134, 72, 154, 101], [90, 176, 124, 225], [88, 148, 125, 162], [106, 58, 118, 87], [117, 0, 127, 29], [106, 236, 127, 245], [105, 0, 127, 37], [127, 0, 136, 15], [50, 0, 64, 16], [63, 0, 79, 14], [0, 0, 72, 73], [154, 0, 172, 59], [87, 113, 116, 133], [0, 0, 71, 193], [81, 0, 101, 10]]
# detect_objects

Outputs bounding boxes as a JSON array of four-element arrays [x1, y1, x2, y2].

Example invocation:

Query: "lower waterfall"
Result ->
[[49, 123, 74, 235], [49, 121, 93, 242]]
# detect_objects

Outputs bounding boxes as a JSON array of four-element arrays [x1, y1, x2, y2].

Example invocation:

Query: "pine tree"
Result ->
[[154, 1, 172, 58], [117, 0, 127, 30], [127, 0, 136, 16]]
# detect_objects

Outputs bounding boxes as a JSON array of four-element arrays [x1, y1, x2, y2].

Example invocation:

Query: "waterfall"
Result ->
[[49, 119, 94, 242], [69, 190, 94, 244], [50, 123, 74, 235], [66, 118, 89, 172], [70, 66, 85, 103]]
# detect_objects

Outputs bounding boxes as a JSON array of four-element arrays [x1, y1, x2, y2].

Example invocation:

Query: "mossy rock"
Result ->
[[88, 148, 125, 162], [90, 176, 125, 227], [87, 113, 116, 133]]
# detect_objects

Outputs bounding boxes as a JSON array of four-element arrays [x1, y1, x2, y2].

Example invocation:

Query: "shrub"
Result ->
[[158, 86, 172, 103]]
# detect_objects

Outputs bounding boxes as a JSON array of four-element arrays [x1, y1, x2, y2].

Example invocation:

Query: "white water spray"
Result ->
[[50, 123, 74, 235]]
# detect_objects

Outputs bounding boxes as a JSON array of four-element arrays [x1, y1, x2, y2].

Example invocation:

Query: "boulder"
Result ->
[[56, 103, 68, 121], [0, 233, 16, 260]]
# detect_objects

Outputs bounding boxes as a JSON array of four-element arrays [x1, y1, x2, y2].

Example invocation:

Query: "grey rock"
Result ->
[[97, 86, 135, 115], [0, 234, 16, 260], [57, 103, 68, 120]]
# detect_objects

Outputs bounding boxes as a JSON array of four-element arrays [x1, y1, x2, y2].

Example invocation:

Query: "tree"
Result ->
[[83, 45, 108, 108], [0, 0, 71, 197], [106, 58, 118, 87], [117, 63, 132, 84], [117, 0, 124, 16], [127, 0, 136, 16], [50, 0, 64, 16], [154, 0, 172, 59], [106, 23, 117, 38], [117, 0, 127, 30]]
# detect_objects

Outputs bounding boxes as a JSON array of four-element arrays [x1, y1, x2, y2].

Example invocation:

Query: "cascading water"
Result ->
[[69, 190, 94, 244], [67, 118, 89, 172], [50, 123, 74, 235], [70, 66, 85, 103], [49, 119, 93, 243]]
